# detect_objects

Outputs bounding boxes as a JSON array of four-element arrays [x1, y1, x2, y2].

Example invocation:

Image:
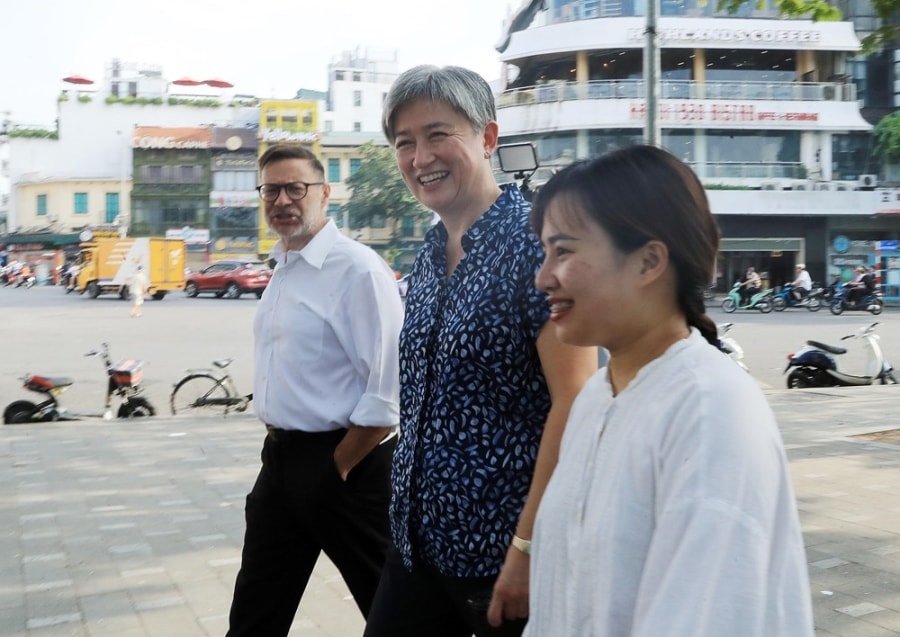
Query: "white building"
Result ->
[[495, 0, 900, 299]]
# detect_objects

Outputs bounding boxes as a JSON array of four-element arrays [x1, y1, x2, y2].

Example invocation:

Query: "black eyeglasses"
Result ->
[[256, 181, 325, 202]]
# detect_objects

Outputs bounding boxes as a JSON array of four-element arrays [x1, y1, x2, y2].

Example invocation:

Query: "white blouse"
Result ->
[[525, 330, 813, 637]]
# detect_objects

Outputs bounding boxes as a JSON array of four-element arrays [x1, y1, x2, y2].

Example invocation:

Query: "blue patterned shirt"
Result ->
[[391, 184, 552, 577]]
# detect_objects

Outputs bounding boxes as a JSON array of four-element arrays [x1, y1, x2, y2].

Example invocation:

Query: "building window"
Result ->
[[37, 194, 47, 216], [353, 122, 362, 132], [74, 192, 88, 215], [335, 70, 345, 81], [353, 72, 362, 82], [350, 158, 362, 176], [106, 193, 120, 223], [402, 215, 415, 237], [177, 164, 202, 183], [328, 158, 341, 182], [141, 165, 164, 182], [327, 203, 344, 228], [353, 90, 362, 107]]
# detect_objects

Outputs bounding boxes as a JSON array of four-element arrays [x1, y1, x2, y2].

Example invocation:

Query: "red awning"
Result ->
[[172, 76, 202, 86], [203, 78, 233, 88], [62, 74, 94, 85]]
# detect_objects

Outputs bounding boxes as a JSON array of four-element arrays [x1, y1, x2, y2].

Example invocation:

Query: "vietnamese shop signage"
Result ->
[[629, 102, 819, 123], [132, 127, 212, 150]]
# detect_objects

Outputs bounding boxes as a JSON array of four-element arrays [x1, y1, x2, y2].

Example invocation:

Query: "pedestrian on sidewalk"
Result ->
[[363, 65, 597, 637], [226, 144, 404, 636], [524, 145, 814, 637], [128, 266, 148, 317]]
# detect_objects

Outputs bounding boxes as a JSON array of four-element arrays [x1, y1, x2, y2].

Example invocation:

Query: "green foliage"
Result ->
[[8, 128, 58, 140], [873, 112, 900, 163], [718, 0, 900, 53], [716, 0, 840, 20], [57, 93, 69, 103], [342, 142, 432, 251], [77, 94, 92, 103]]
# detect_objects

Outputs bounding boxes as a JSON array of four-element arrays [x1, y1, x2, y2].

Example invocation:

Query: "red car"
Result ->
[[184, 260, 272, 299]]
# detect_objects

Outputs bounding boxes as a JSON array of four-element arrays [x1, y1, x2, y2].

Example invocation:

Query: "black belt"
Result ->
[[265, 425, 346, 443], [264, 425, 397, 445]]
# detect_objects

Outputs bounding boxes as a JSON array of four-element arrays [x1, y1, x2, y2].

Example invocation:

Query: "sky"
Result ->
[[1, 0, 517, 128]]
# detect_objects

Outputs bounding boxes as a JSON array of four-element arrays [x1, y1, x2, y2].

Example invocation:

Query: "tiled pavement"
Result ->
[[2, 386, 900, 636]]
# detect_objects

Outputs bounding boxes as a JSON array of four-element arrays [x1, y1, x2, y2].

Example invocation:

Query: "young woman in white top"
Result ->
[[524, 145, 813, 637]]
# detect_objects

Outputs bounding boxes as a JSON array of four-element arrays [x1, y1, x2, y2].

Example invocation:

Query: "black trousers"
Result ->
[[227, 428, 396, 637], [363, 547, 528, 637]]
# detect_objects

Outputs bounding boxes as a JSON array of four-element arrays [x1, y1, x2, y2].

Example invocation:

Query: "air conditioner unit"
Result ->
[[813, 182, 834, 191], [791, 180, 811, 191], [834, 181, 853, 191], [858, 174, 878, 188], [760, 180, 783, 191]]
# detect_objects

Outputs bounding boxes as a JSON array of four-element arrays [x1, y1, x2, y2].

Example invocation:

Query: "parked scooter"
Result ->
[[784, 322, 897, 388], [829, 283, 883, 315], [3, 343, 156, 424], [721, 281, 774, 313], [717, 322, 748, 372], [772, 283, 822, 312]]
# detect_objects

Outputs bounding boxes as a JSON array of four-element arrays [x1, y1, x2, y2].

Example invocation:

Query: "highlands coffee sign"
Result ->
[[627, 27, 822, 45]]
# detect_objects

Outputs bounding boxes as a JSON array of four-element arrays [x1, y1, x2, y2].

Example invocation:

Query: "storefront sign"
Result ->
[[875, 188, 900, 214], [133, 127, 212, 150], [629, 102, 818, 124], [258, 128, 319, 143], [214, 237, 258, 252], [210, 192, 259, 208], [166, 227, 210, 245], [627, 27, 822, 45]]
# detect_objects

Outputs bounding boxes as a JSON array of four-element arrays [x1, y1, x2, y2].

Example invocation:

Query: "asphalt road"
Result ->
[[1, 285, 898, 418]]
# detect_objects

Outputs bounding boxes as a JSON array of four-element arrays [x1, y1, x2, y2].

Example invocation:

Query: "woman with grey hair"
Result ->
[[363, 65, 596, 637]]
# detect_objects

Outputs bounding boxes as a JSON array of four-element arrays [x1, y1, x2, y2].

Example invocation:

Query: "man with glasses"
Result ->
[[227, 143, 404, 636]]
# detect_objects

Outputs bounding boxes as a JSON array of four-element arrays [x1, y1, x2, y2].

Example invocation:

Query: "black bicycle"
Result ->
[[169, 358, 252, 416]]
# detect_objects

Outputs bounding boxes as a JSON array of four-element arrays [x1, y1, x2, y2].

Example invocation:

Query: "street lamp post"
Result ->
[[117, 130, 129, 237], [644, 0, 661, 146]]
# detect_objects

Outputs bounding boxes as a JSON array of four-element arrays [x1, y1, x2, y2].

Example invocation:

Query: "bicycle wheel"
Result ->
[[170, 374, 231, 415]]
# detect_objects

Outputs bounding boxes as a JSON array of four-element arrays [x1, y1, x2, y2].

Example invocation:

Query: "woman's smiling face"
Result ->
[[391, 98, 497, 218], [535, 199, 641, 348]]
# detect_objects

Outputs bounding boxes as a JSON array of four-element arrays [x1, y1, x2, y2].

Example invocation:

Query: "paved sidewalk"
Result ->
[[2, 386, 899, 636]]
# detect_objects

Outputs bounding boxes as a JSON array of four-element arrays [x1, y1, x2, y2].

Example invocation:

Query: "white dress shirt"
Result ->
[[254, 220, 403, 432], [525, 330, 813, 637]]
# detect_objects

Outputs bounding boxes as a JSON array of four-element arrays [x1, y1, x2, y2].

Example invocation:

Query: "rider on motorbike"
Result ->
[[790, 264, 812, 304]]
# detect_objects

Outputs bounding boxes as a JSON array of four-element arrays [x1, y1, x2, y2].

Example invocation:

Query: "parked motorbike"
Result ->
[[3, 343, 156, 424], [772, 283, 822, 312], [829, 283, 883, 315], [717, 322, 748, 372], [784, 322, 897, 388], [721, 281, 774, 313]]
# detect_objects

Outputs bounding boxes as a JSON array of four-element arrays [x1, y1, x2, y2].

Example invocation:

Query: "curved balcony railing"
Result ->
[[497, 79, 856, 107]]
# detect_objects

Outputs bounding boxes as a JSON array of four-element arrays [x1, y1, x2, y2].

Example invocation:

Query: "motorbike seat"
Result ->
[[27, 375, 74, 390], [806, 340, 846, 355], [213, 358, 233, 369]]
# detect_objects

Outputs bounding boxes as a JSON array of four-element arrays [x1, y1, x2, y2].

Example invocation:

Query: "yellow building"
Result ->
[[256, 100, 320, 256]]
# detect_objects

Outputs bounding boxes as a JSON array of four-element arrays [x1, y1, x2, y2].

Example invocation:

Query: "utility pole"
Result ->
[[644, 0, 661, 146]]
